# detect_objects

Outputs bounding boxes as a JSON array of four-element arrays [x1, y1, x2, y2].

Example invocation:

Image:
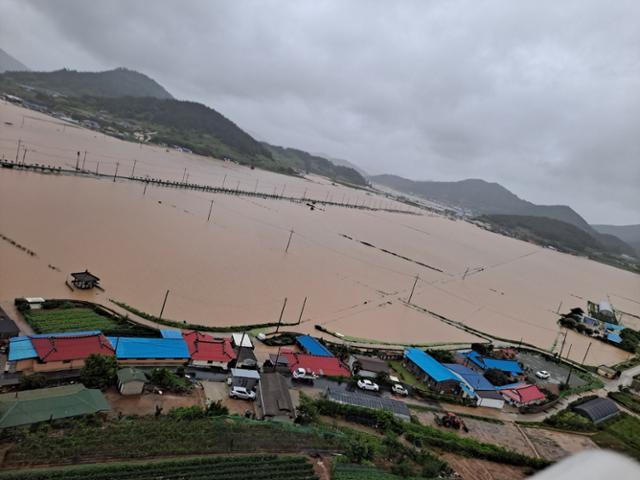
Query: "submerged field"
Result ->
[[1, 102, 639, 364]]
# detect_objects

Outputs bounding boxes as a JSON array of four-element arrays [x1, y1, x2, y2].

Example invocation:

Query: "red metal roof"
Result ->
[[282, 350, 351, 377], [501, 384, 545, 404], [182, 331, 236, 362], [31, 333, 115, 362]]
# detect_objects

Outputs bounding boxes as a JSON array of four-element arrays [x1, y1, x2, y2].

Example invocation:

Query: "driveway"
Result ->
[[200, 380, 255, 416]]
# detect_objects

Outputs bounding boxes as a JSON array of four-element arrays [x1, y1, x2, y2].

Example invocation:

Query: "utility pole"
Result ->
[[236, 181, 240, 192], [462, 267, 470, 280], [325, 191, 330, 202], [222, 174, 227, 189], [558, 329, 568, 360], [280, 185, 286, 198], [565, 343, 572, 361], [581, 342, 592, 366], [143, 181, 148, 195], [285, 229, 294, 253], [113, 162, 119, 182], [297, 297, 308, 325], [254, 179, 259, 193], [82, 151, 87, 170], [302, 188, 307, 200], [15, 139, 21, 163], [131, 159, 137, 177], [407, 274, 419, 303], [159, 289, 170, 319], [21, 148, 27, 164], [275, 297, 288, 333], [75, 151, 80, 170], [565, 345, 574, 386], [207, 199, 214, 222], [96, 161, 100, 175], [556, 301, 563, 314], [181, 167, 187, 183]]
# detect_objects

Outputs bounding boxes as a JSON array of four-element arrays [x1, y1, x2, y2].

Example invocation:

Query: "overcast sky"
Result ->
[[1, 0, 638, 224]]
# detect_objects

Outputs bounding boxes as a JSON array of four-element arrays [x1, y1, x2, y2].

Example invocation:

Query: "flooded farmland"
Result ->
[[1, 102, 639, 365]]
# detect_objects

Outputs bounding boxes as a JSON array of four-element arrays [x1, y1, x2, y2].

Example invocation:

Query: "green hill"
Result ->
[[2, 67, 173, 99]]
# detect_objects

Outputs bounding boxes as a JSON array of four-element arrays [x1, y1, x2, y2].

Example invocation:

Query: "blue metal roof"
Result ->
[[160, 329, 183, 339], [604, 322, 624, 332], [464, 351, 523, 375], [607, 333, 622, 344], [296, 335, 334, 357], [445, 363, 495, 390], [108, 337, 190, 359], [8, 336, 37, 361], [404, 348, 459, 383]]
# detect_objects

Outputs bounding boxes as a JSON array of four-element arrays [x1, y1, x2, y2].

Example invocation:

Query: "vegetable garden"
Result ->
[[23, 305, 154, 337], [0, 455, 318, 480], [0, 416, 340, 468]]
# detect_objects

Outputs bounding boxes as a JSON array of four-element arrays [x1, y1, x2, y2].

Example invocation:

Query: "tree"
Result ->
[[484, 368, 512, 387], [19, 373, 47, 390], [471, 343, 494, 356], [81, 354, 117, 389]]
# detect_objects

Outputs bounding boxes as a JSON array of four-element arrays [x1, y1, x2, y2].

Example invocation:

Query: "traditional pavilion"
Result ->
[[70, 270, 100, 289]]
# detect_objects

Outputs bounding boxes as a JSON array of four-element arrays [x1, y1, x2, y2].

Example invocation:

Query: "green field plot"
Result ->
[[333, 463, 419, 480], [0, 455, 318, 480], [24, 307, 153, 336], [593, 413, 640, 461], [0, 417, 340, 468]]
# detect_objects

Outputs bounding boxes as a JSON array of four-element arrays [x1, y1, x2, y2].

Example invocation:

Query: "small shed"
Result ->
[[574, 397, 620, 424], [0, 306, 19, 339], [24, 297, 45, 310], [70, 270, 101, 290], [229, 368, 260, 389], [475, 390, 505, 409], [117, 368, 147, 395], [234, 346, 258, 369]]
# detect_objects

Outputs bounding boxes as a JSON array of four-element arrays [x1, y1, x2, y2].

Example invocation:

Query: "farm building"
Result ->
[[0, 384, 109, 428], [257, 372, 295, 421], [117, 367, 147, 395], [574, 397, 620, 424], [326, 388, 411, 421], [348, 355, 390, 379], [263, 353, 290, 373], [70, 270, 101, 290], [500, 384, 545, 407], [404, 348, 460, 394], [182, 331, 236, 370], [462, 351, 523, 376], [296, 335, 334, 357], [23, 297, 45, 310], [108, 336, 190, 366], [475, 390, 505, 409], [9, 331, 114, 373], [0, 306, 19, 339], [282, 350, 351, 377]]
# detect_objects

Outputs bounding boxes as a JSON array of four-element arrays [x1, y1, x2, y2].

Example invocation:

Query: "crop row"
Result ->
[[0, 455, 317, 480], [25, 308, 149, 335]]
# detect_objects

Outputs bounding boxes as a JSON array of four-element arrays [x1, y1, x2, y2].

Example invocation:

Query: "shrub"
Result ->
[[484, 368, 512, 386], [19, 373, 47, 390], [80, 354, 117, 390]]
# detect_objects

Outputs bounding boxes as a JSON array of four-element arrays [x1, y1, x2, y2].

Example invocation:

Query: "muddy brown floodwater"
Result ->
[[1, 102, 639, 365]]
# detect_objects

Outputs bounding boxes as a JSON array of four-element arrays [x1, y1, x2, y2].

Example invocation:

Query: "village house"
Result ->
[[404, 348, 460, 394], [108, 334, 190, 367], [9, 331, 114, 373], [445, 363, 505, 409], [182, 331, 236, 370], [462, 350, 523, 376], [348, 354, 390, 379], [281, 349, 351, 378], [500, 384, 546, 407], [70, 270, 101, 290]]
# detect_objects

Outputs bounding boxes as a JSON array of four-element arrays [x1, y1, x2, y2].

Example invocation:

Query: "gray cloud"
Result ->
[[1, 0, 638, 223]]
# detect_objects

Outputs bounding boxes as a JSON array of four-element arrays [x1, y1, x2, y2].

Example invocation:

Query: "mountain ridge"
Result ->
[[0, 48, 28, 73]]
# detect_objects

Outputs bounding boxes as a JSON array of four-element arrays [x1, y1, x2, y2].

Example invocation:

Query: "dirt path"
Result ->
[[440, 452, 529, 480]]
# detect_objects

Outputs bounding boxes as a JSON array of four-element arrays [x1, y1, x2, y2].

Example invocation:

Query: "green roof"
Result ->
[[0, 384, 109, 428], [117, 367, 147, 384]]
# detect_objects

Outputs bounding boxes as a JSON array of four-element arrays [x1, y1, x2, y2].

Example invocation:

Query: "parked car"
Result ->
[[292, 367, 317, 382], [535, 370, 551, 380], [392, 383, 409, 396], [229, 386, 256, 400], [357, 379, 380, 392]]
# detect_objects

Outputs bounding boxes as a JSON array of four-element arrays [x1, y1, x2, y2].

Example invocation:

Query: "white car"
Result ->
[[292, 367, 317, 381], [535, 370, 551, 380], [229, 386, 256, 400], [357, 379, 380, 392], [392, 383, 409, 396]]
